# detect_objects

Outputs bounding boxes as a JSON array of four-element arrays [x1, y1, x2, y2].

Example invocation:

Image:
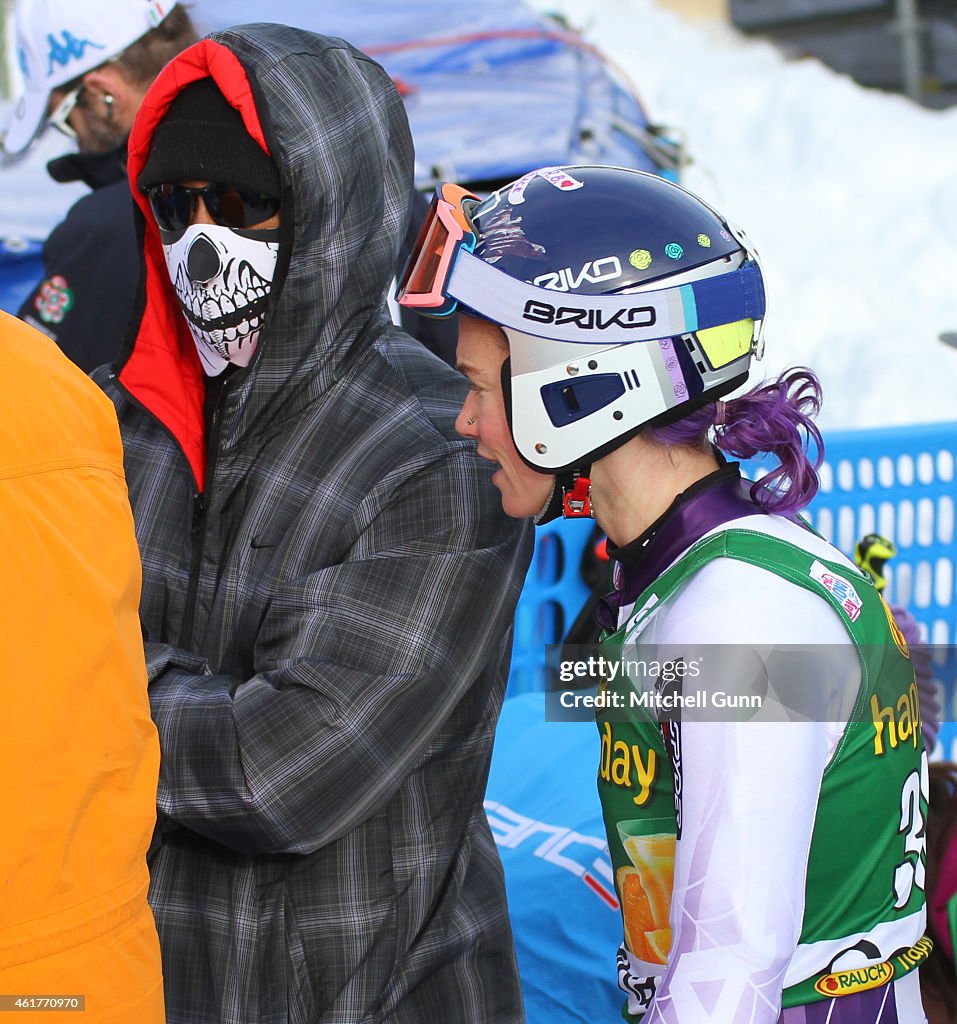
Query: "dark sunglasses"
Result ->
[[146, 182, 280, 232]]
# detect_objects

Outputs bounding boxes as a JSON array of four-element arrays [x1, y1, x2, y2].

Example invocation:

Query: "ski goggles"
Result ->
[[398, 180, 766, 351], [395, 182, 479, 317], [146, 182, 281, 233]]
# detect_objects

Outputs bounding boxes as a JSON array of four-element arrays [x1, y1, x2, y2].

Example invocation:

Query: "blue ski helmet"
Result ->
[[398, 166, 767, 473]]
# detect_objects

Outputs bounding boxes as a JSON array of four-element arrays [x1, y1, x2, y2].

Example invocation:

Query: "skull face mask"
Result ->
[[162, 224, 280, 376]]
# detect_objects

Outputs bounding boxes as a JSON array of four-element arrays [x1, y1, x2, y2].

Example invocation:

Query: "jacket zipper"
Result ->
[[181, 388, 227, 648]]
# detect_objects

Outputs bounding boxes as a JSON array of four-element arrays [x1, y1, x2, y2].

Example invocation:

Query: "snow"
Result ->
[[3, 0, 957, 430], [523, 0, 957, 430]]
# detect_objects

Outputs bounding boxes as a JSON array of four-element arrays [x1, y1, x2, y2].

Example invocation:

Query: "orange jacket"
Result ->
[[0, 312, 164, 1023]]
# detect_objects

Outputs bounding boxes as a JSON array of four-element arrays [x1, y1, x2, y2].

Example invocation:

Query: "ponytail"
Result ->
[[645, 368, 824, 516]]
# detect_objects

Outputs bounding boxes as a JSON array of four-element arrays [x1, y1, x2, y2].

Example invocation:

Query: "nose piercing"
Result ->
[[466, 417, 475, 425]]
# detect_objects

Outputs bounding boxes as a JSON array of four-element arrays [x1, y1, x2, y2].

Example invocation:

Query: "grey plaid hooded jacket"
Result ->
[[94, 24, 532, 1024]]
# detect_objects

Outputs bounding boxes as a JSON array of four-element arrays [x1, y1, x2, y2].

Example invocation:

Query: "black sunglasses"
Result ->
[[146, 182, 280, 232]]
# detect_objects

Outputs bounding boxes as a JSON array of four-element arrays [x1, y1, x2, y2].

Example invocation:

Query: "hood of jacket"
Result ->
[[119, 24, 413, 489]]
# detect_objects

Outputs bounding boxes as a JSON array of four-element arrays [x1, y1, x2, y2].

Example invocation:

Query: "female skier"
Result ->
[[398, 165, 930, 1023]]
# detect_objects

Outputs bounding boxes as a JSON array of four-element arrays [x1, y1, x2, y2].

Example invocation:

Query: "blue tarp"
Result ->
[[191, 0, 668, 189]]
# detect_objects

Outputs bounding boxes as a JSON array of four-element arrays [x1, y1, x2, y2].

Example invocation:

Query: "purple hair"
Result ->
[[645, 369, 825, 516]]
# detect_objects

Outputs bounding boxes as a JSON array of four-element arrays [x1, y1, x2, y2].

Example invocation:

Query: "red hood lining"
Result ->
[[121, 39, 273, 492]]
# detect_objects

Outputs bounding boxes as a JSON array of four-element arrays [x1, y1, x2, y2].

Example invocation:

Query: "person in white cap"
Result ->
[[5, 0, 196, 371]]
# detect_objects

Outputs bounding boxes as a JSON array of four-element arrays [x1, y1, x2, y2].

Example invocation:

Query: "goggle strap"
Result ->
[[446, 250, 765, 345]]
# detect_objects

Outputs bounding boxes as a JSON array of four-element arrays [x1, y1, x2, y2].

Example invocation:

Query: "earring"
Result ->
[[103, 93, 114, 120]]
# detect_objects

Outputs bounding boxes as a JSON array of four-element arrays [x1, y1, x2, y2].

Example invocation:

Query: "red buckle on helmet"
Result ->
[[562, 476, 592, 518]]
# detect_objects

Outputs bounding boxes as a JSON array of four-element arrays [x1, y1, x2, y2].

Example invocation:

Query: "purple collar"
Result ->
[[597, 463, 764, 631]]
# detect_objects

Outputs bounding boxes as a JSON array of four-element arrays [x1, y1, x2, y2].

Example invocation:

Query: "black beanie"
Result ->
[[138, 77, 281, 197]]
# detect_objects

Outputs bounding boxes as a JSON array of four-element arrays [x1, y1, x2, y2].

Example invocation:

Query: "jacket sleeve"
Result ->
[[145, 444, 533, 854]]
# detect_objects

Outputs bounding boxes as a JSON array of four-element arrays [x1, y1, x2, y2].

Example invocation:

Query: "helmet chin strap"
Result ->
[[531, 468, 592, 524], [561, 467, 593, 519]]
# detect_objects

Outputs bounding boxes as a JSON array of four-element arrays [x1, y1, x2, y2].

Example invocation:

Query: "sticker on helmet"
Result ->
[[697, 234, 712, 248], [629, 249, 653, 270], [659, 337, 687, 399], [664, 243, 683, 260], [509, 167, 585, 205]]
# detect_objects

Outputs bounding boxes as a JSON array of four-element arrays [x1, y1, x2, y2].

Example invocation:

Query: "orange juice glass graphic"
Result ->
[[616, 818, 676, 965]]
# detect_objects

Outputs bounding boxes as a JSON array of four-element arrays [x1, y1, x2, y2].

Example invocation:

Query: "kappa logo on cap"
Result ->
[[45, 31, 106, 77]]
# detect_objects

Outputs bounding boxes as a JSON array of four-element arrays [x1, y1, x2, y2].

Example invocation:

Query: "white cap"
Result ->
[[3, 0, 174, 156]]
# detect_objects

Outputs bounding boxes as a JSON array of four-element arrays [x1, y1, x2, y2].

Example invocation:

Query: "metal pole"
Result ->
[[896, 0, 924, 104]]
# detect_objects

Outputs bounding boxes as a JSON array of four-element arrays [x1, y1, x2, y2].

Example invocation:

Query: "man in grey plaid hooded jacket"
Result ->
[[93, 23, 533, 1024]]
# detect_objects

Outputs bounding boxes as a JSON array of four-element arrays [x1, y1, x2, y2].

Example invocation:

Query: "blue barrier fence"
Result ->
[[507, 420, 957, 754]]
